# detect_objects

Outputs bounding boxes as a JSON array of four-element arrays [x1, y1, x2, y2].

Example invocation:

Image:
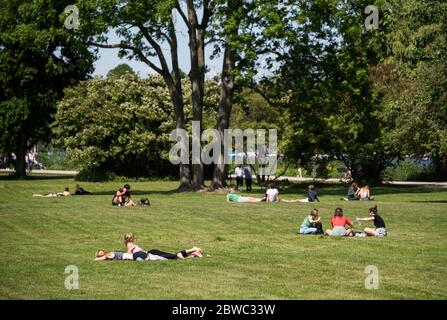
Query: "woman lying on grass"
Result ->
[[95, 247, 204, 261], [95, 233, 204, 261], [33, 187, 70, 198]]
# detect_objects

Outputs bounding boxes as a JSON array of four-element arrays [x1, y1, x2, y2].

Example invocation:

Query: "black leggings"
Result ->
[[133, 249, 187, 260]]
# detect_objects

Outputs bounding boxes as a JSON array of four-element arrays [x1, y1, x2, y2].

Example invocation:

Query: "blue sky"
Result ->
[[92, 28, 222, 78]]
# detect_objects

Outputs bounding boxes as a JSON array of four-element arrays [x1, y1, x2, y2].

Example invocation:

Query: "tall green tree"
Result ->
[[209, 0, 297, 189], [382, 0, 447, 178], [0, 0, 95, 177], [77, 0, 215, 190], [263, 0, 396, 183]]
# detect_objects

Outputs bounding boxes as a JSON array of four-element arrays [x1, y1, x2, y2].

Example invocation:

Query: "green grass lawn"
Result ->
[[1, 175, 446, 299]]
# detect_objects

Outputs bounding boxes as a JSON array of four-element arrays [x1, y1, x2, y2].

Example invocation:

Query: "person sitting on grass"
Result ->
[[299, 208, 324, 235], [356, 206, 387, 237], [96, 233, 204, 261], [33, 187, 70, 198], [112, 184, 135, 207], [357, 184, 374, 201], [265, 184, 281, 202], [325, 208, 354, 237], [342, 182, 360, 201], [226, 188, 263, 203], [302, 184, 320, 202]]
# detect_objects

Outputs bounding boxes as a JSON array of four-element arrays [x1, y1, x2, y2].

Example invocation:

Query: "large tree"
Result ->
[[209, 0, 296, 189], [382, 0, 447, 179], [0, 0, 95, 177], [76, 0, 215, 190], [260, 0, 397, 183]]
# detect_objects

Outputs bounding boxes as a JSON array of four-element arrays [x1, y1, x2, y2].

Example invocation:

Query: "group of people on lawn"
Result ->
[[33, 182, 137, 207], [32, 184, 92, 198], [299, 206, 387, 237], [33, 179, 385, 263], [226, 181, 373, 203], [226, 182, 386, 237], [226, 184, 320, 204]]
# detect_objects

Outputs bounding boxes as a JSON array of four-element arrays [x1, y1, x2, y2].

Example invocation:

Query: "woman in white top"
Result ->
[[265, 184, 281, 202]]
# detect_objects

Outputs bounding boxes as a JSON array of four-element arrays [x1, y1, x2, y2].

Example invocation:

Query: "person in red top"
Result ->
[[325, 208, 354, 236]]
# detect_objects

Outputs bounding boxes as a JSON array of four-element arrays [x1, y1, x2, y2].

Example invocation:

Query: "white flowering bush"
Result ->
[[53, 74, 175, 179]]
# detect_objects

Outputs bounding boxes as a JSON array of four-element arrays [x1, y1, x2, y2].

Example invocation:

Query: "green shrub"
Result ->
[[75, 168, 116, 182], [383, 160, 436, 181]]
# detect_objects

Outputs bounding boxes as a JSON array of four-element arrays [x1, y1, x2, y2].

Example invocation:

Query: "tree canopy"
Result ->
[[0, 0, 95, 177]]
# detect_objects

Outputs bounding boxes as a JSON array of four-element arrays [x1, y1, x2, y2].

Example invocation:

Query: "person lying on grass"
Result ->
[[33, 187, 70, 198], [226, 188, 263, 203], [298, 208, 324, 235], [95, 247, 204, 261], [356, 206, 387, 237], [325, 208, 354, 237], [123, 232, 203, 260], [283, 184, 320, 203], [95, 233, 203, 261]]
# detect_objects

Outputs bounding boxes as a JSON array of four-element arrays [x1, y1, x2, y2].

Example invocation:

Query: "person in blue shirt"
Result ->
[[306, 185, 320, 202], [282, 185, 320, 203], [299, 208, 323, 235]]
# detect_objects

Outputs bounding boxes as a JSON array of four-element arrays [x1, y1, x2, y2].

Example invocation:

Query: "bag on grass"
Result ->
[[139, 198, 150, 206]]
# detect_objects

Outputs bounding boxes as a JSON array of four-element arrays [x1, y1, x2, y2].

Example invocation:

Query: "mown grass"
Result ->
[[0, 175, 446, 299]]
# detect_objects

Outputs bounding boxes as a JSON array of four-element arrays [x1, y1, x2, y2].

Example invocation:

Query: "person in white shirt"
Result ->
[[265, 184, 281, 202], [235, 165, 244, 192]]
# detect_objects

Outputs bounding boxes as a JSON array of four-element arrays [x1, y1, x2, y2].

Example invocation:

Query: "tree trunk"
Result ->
[[186, 1, 206, 190], [210, 44, 237, 190], [167, 19, 191, 191], [169, 84, 191, 191], [14, 145, 27, 178]]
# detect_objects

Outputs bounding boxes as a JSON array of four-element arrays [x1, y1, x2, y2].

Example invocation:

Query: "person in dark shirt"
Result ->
[[356, 206, 387, 237], [112, 184, 135, 207], [343, 182, 360, 200], [74, 184, 93, 195], [307, 185, 320, 202], [282, 185, 320, 203]]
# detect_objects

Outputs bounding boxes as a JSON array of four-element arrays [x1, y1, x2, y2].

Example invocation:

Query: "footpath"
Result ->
[[2, 169, 446, 186]]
